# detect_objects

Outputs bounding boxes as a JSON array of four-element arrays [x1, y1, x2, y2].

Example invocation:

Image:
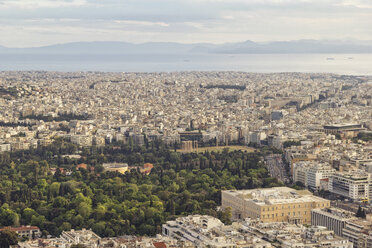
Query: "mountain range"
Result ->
[[1, 40, 372, 54]]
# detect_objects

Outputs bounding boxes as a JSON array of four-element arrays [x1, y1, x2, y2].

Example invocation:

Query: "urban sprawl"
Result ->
[[0, 71, 371, 248]]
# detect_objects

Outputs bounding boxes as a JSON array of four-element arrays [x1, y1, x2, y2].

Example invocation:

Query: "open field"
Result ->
[[177, 145, 258, 153]]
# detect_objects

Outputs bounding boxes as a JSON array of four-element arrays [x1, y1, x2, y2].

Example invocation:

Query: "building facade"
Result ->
[[0, 226, 41, 240], [311, 207, 354, 236], [342, 219, 372, 248], [221, 187, 330, 224], [328, 171, 370, 202]]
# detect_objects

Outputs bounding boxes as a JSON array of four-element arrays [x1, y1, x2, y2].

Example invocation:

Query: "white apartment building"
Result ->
[[293, 161, 335, 191], [307, 164, 335, 190], [293, 163, 309, 187], [328, 171, 371, 202]]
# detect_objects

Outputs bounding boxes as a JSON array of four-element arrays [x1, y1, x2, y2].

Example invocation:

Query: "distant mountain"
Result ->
[[0, 41, 196, 54], [211, 40, 372, 54], [1, 40, 372, 54]]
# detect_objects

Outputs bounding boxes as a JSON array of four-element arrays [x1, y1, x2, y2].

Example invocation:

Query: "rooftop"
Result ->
[[223, 187, 329, 205]]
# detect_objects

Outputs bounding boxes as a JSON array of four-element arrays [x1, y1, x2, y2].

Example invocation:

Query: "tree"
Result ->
[[217, 207, 232, 225], [356, 206, 366, 218], [49, 182, 61, 198], [0, 139, 282, 238], [0, 230, 19, 248]]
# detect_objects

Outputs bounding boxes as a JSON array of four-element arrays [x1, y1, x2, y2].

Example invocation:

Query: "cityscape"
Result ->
[[0, 71, 371, 247], [1, 0, 372, 248]]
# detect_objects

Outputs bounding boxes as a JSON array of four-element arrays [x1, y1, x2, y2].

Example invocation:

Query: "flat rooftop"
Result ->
[[311, 207, 355, 219], [223, 187, 329, 205]]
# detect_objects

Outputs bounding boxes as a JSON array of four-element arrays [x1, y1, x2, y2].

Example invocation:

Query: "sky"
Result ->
[[0, 0, 372, 47]]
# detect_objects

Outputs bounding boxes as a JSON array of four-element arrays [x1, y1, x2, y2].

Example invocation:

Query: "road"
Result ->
[[264, 154, 290, 184]]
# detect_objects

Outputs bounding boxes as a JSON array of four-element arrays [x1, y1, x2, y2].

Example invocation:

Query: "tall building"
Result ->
[[328, 171, 370, 202], [293, 161, 335, 191], [307, 164, 335, 190], [221, 187, 330, 224]]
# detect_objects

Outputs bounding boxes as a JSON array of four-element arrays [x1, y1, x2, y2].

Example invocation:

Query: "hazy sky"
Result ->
[[1, 0, 372, 47]]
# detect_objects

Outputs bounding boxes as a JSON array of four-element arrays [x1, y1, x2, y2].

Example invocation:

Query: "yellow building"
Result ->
[[221, 187, 330, 224]]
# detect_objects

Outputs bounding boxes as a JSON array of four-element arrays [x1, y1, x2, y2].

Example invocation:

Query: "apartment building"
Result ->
[[293, 161, 335, 190], [342, 219, 372, 248], [328, 171, 371, 202]]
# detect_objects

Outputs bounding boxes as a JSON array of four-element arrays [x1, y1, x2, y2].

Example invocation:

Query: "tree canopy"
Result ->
[[0, 139, 282, 237]]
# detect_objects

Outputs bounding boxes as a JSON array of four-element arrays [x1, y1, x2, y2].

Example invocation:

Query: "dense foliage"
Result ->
[[0, 122, 32, 128], [356, 206, 366, 218], [0, 230, 19, 248], [0, 86, 19, 98], [19, 113, 92, 122], [282, 140, 301, 148], [201, 84, 246, 91], [0, 140, 282, 238], [356, 132, 372, 142]]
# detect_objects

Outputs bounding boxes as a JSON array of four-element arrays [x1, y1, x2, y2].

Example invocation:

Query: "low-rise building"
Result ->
[[342, 218, 372, 248], [162, 215, 236, 248], [242, 220, 352, 248], [0, 226, 41, 240], [311, 207, 355, 236], [163, 215, 272, 248]]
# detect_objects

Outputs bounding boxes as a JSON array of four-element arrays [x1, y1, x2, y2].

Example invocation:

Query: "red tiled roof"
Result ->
[[77, 163, 88, 169], [0, 226, 39, 232], [153, 242, 167, 248], [144, 163, 154, 169]]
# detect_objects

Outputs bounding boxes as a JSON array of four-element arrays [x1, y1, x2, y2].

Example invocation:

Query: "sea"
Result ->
[[1, 53, 372, 75]]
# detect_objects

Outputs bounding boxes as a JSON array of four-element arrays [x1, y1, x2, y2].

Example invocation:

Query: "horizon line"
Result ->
[[2, 38, 372, 49]]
